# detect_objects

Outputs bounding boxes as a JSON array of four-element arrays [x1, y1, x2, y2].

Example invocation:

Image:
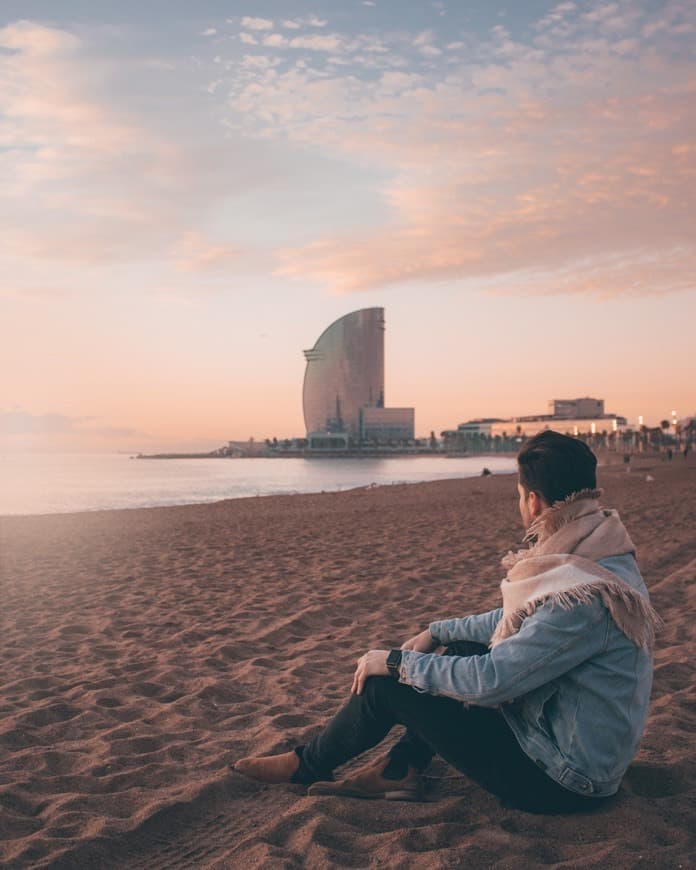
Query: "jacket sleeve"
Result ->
[[402, 597, 609, 706], [429, 608, 503, 646]]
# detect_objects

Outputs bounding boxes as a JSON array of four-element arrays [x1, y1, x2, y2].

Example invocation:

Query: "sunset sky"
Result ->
[[2, 0, 694, 452]]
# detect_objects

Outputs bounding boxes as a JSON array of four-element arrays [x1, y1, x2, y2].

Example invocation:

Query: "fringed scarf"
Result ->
[[489, 489, 661, 649]]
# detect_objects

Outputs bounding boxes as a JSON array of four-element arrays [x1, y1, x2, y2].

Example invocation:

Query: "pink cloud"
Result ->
[[224, 2, 696, 298], [288, 34, 342, 52], [0, 21, 268, 289], [172, 232, 241, 273], [240, 17, 274, 31]]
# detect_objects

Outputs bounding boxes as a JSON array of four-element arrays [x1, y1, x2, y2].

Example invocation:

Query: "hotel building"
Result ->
[[302, 308, 414, 448]]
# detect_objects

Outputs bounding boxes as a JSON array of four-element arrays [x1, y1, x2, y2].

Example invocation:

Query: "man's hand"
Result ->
[[351, 650, 389, 695], [401, 629, 437, 653]]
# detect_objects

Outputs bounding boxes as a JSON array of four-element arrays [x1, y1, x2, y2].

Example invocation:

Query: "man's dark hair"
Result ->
[[517, 430, 597, 505]]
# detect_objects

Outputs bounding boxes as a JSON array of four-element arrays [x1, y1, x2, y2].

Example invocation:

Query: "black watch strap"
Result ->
[[386, 649, 402, 678]]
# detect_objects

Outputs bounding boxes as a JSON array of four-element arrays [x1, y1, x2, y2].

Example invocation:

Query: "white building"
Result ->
[[447, 398, 627, 444]]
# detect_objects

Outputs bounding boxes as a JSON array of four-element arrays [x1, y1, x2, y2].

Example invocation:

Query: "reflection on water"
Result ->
[[0, 453, 517, 516]]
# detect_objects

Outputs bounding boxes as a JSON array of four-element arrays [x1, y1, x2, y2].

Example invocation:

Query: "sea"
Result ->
[[0, 453, 517, 517]]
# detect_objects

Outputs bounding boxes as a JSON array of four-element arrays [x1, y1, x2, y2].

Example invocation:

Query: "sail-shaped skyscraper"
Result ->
[[302, 308, 414, 447]]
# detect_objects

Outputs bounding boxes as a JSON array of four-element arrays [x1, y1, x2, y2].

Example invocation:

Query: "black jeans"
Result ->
[[294, 642, 607, 814]]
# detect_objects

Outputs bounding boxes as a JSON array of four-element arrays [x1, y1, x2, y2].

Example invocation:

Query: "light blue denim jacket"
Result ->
[[398, 553, 653, 797]]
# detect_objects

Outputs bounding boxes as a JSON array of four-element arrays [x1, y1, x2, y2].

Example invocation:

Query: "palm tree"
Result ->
[[659, 420, 671, 448]]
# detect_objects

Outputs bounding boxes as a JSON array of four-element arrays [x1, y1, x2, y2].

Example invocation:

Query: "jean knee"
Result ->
[[362, 674, 392, 694], [360, 675, 397, 707], [362, 675, 410, 716]]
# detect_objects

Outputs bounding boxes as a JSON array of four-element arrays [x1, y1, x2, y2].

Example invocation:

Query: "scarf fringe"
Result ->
[[490, 580, 663, 650]]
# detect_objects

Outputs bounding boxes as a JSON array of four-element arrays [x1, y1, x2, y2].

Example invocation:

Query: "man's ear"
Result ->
[[528, 490, 547, 519]]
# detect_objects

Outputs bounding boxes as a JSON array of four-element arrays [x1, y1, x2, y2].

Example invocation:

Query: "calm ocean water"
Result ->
[[0, 453, 517, 517]]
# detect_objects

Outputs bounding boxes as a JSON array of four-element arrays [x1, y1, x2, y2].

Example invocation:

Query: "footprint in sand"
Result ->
[[269, 713, 308, 728], [625, 764, 687, 798], [22, 702, 80, 728], [96, 696, 123, 708], [653, 661, 692, 692]]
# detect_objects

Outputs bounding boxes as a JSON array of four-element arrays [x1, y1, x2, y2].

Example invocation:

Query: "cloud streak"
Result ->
[[0, 20, 270, 295], [1, 4, 694, 302], [222, 0, 696, 297], [0, 410, 95, 436], [0, 409, 145, 438]]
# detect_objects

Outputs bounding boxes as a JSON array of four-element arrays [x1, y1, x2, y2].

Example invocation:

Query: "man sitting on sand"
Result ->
[[235, 431, 659, 813]]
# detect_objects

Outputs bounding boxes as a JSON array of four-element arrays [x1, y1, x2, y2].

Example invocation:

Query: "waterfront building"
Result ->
[[361, 407, 415, 442], [548, 398, 605, 419], [486, 415, 626, 439], [302, 308, 415, 447], [443, 398, 628, 449], [454, 418, 506, 438]]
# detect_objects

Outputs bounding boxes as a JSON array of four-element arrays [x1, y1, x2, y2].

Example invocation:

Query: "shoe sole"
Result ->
[[385, 788, 423, 802], [308, 784, 422, 802]]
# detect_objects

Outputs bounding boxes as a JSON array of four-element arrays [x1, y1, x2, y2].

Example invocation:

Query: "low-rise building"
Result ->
[[488, 416, 626, 439], [361, 407, 415, 442], [443, 398, 627, 450]]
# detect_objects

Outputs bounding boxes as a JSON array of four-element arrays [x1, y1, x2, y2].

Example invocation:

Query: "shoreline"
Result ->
[[1, 449, 665, 521], [1, 472, 515, 522], [1, 455, 518, 521]]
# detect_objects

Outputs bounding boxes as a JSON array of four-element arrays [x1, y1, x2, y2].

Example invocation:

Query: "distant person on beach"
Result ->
[[235, 431, 659, 813]]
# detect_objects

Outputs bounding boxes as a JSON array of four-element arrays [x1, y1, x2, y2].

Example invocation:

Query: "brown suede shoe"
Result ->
[[233, 750, 300, 783], [308, 756, 423, 801]]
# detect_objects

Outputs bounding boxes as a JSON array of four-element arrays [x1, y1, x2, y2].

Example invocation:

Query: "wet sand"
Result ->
[[1, 455, 695, 868]]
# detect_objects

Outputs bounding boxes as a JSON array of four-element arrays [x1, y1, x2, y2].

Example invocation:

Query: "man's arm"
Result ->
[[400, 597, 608, 706], [429, 608, 504, 647]]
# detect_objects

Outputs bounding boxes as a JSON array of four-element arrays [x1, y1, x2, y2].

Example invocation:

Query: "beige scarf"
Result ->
[[489, 489, 661, 649]]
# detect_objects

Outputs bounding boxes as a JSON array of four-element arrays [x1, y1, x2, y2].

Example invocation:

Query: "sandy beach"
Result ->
[[1, 455, 694, 869]]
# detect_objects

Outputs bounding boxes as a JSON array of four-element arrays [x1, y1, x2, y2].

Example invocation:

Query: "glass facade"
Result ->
[[303, 308, 385, 438]]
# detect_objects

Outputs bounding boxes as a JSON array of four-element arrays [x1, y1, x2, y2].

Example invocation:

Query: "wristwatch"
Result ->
[[386, 649, 402, 679]]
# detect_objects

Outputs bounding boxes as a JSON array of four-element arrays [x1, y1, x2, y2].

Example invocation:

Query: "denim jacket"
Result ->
[[399, 553, 653, 797]]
